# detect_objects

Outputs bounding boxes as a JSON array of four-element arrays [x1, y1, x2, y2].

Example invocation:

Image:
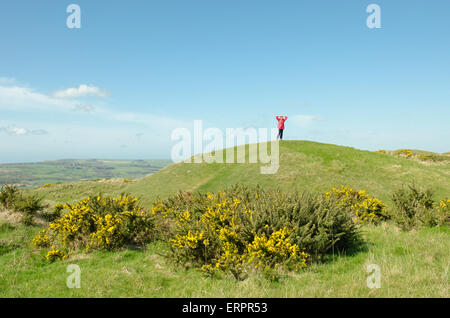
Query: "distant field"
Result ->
[[0, 159, 172, 188]]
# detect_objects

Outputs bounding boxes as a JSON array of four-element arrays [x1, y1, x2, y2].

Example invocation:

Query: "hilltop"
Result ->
[[30, 140, 450, 207]]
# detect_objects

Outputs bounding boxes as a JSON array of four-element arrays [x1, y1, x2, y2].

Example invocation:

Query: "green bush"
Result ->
[[0, 184, 20, 210], [32, 194, 158, 256], [0, 184, 45, 225], [12, 193, 45, 225], [325, 186, 389, 224], [390, 184, 448, 230], [152, 184, 362, 279], [435, 200, 450, 226], [394, 149, 413, 158], [41, 203, 64, 222]]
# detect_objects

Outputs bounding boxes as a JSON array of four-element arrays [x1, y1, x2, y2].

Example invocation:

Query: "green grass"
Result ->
[[0, 220, 448, 297], [1, 140, 449, 298], [30, 141, 450, 208]]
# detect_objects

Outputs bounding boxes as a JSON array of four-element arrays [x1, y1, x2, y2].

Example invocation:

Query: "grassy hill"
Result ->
[[1, 140, 448, 298], [31, 141, 450, 207]]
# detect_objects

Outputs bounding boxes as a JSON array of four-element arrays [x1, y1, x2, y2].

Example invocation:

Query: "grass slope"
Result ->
[[31, 141, 450, 208], [0, 221, 448, 297]]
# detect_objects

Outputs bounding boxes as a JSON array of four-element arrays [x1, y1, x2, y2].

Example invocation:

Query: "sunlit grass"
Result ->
[[0, 220, 448, 298]]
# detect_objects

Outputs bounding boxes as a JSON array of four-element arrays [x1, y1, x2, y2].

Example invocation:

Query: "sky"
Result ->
[[0, 0, 449, 163]]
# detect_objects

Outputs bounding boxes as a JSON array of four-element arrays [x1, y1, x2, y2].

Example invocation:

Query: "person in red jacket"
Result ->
[[276, 115, 288, 140]]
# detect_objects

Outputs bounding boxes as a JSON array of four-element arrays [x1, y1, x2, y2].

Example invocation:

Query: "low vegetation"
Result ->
[[390, 184, 450, 230], [32, 194, 157, 262], [325, 186, 389, 224], [377, 148, 450, 163], [0, 185, 45, 225], [25, 183, 448, 282], [152, 185, 360, 280]]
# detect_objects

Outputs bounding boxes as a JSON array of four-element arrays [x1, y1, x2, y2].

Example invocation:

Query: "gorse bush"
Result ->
[[436, 199, 450, 226], [152, 185, 361, 280], [0, 184, 45, 225], [12, 194, 45, 225], [394, 149, 413, 158], [0, 184, 19, 209], [390, 184, 449, 230], [416, 154, 449, 163], [28, 183, 446, 277], [32, 194, 156, 257], [41, 203, 64, 222], [325, 186, 388, 224], [391, 184, 433, 230]]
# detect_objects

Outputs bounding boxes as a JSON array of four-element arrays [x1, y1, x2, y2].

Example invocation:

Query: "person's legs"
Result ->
[[278, 129, 284, 140]]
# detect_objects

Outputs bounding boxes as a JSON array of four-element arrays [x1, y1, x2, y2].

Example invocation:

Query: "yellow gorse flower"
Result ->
[[326, 186, 387, 224], [32, 194, 152, 259], [171, 230, 205, 249], [45, 246, 67, 262]]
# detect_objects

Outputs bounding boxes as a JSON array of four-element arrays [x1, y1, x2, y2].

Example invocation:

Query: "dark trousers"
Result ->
[[277, 129, 284, 140]]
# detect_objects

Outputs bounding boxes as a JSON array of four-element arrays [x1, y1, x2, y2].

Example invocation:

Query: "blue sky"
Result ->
[[0, 0, 449, 163]]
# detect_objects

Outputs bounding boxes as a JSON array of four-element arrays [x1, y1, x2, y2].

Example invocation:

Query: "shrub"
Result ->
[[32, 194, 157, 258], [152, 185, 361, 279], [0, 184, 19, 210], [12, 193, 45, 225], [325, 186, 388, 224], [417, 154, 443, 162], [245, 227, 309, 280], [41, 203, 64, 222], [394, 149, 413, 158], [389, 184, 445, 230], [435, 200, 450, 226], [0, 185, 45, 225]]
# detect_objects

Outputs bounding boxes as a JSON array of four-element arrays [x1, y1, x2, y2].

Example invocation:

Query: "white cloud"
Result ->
[[0, 81, 190, 131], [0, 126, 48, 136], [290, 115, 324, 127], [0, 85, 77, 111], [52, 84, 109, 98], [72, 103, 96, 113]]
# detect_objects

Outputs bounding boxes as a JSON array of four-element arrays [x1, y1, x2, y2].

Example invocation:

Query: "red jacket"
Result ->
[[276, 116, 288, 129]]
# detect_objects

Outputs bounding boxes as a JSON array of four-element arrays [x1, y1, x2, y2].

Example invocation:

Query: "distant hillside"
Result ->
[[31, 141, 450, 208], [0, 159, 171, 188]]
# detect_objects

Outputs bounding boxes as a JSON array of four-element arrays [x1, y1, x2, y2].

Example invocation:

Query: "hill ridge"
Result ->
[[31, 140, 450, 207]]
